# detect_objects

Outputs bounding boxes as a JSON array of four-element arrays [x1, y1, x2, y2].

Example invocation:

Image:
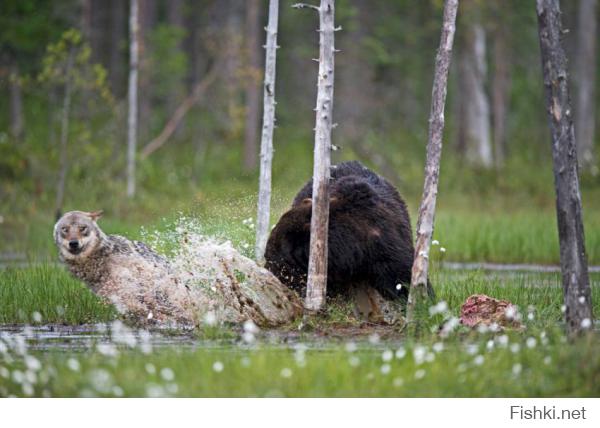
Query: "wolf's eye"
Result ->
[[61, 226, 69, 234], [79, 226, 88, 234]]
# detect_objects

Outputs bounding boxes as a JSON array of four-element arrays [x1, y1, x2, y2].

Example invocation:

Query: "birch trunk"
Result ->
[[459, 21, 493, 167], [574, 0, 597, 171], [54, 48, 75, 220], [294, 0, 336, 312], [255, 0, 280, 264], [127, 0, 139, 198], [407, 0, 458, 328], [536, 0, 594, 336]]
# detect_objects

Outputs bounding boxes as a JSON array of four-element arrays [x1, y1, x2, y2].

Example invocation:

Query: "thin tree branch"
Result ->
[[141, 63, 219, 158]]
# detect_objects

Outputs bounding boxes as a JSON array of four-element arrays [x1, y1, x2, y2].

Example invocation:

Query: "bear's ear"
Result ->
[[87, 210, 104, 222]]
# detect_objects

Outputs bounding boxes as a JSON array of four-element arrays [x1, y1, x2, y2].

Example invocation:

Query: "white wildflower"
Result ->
[[413, 346, 427, 365], [160, 368, 175, 381], [380, 364, 391, 375], [512, 363, 522, 376], [24, 355, 41, 371], [212, 361, 224, 373], [395, 347, 407, 359], [381, 350, 393, 362], [496, 335, 509, 347], [345, 342, 357, 353], [67, 358, 80, 372]]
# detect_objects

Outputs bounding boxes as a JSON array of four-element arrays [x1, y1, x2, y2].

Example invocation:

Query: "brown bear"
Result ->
[[265, 160, 430, 302]]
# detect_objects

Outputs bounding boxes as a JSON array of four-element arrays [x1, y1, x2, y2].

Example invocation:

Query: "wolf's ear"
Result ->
[[88, 210, 104, 222]]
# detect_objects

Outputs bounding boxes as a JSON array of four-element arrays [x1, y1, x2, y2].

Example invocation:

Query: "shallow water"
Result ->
[[0, 322, 407, 352], [0, 323, 200, 351]]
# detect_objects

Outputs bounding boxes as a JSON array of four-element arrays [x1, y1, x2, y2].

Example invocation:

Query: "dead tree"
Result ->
[[293, 0, 336, 312], [127, 0, 139, 198], [574, 0, 597, 171], [54, 48, 75, 220], [407, 0, 458, 328], [255, 0, 280, 264], [536, 0, 594, 335]]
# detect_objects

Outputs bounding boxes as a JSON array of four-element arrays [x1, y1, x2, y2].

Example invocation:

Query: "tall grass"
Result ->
[[0, 265, 116, 324]]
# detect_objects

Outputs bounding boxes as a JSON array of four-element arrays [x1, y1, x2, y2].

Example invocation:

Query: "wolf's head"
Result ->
[[54, 211, 105, 260]]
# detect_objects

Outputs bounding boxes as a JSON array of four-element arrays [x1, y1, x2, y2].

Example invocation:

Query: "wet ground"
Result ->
[[0, 322, 406, 352]]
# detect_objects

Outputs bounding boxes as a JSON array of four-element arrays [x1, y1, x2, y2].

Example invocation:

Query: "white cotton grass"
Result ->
[[212, 361, 224, 373], [429, 301, 448, 316], [160, 368, 175, 381], [395, 347, 407, 359], [512, 363, 522, 376], [381, 349, 393, 362]]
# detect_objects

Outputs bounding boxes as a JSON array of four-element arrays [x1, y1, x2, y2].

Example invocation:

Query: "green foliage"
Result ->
[[38, 29, 114, 105], [0, 265, 117, 324]]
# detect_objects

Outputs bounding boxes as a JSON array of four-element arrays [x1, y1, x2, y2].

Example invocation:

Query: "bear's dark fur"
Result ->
[[265, 160, 420, 301]]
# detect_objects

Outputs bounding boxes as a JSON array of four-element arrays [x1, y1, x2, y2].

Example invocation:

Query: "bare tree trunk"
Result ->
[[294, 0, 336, 313], [243, 0, 262, 171], [255, 0, 280, 264], [8, 60, 24, 141], [574, 0, 597, 171], [55, 48, 76, 220], [127, 0, 139, 198], [492, 26, 510, 168], [536, 0, 594, 336], [407, 0, 458, 329], [459, 21, 493, 167]]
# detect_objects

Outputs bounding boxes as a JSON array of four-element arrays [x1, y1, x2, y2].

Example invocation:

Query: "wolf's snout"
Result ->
[[69, 240, 80, 250]]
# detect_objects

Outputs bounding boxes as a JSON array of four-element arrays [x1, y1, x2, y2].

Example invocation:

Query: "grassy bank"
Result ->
[[1, 264, 598, 326]]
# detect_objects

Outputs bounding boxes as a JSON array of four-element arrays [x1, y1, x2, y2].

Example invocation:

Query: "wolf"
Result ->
[[54, 211, 302, 326], [54, 210, 194, 324]]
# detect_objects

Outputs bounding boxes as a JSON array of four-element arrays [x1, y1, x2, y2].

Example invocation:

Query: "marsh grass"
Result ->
[[1, 263, 598, 328], [1, 265, 599, 397], [1, 329, 599, 397], [0, 264, 116, 324]]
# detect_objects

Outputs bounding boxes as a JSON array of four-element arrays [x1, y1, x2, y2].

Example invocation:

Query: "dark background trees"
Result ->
[[0, 0, 598, 249]]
